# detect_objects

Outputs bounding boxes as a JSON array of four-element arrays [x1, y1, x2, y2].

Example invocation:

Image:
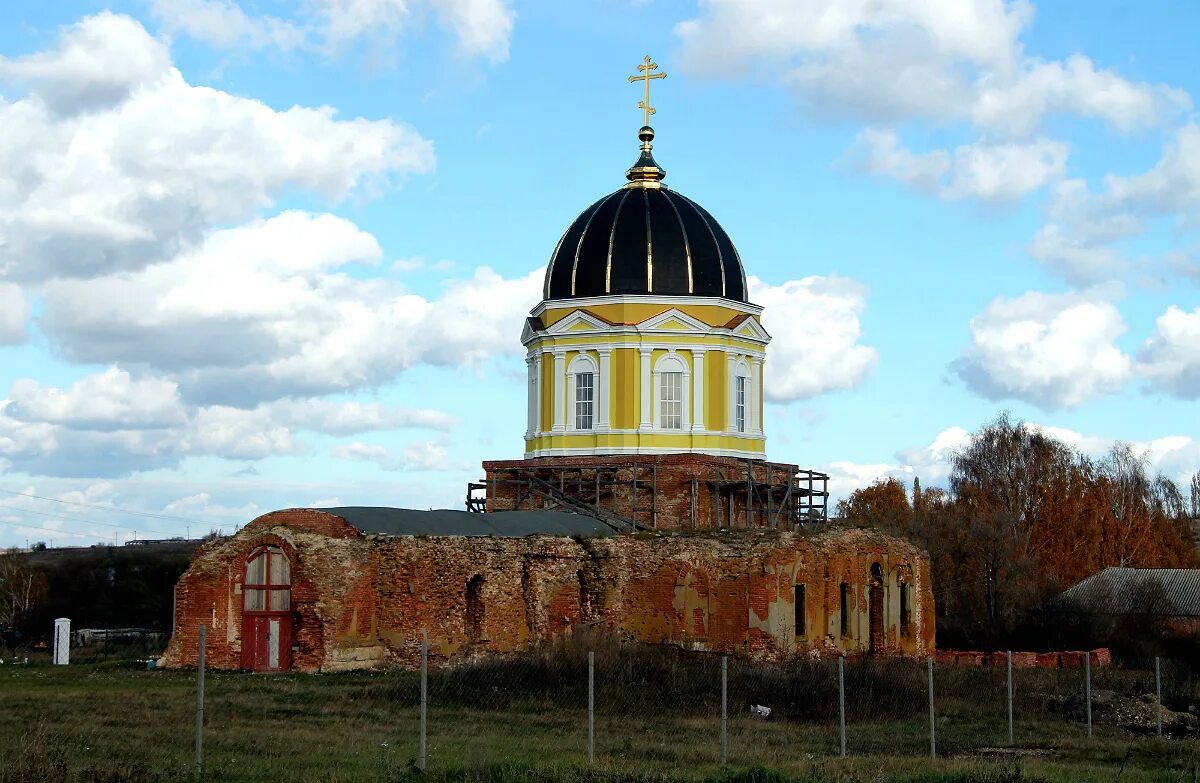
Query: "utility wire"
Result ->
[[0, 504, 176, 538], [0, 488, 206, 524]]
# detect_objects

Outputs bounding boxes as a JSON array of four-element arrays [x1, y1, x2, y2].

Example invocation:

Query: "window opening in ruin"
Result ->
[[660, 371, 683, 429], [868, 563, 884, 654], [575, 372, 594, 430], [735, 375, 747, 433], [899, 580, 910, 634], [794, 584, 806, 638], [465, 574, 485, 643], [244, 545, 291, 612], [839, 582, 849, 636]]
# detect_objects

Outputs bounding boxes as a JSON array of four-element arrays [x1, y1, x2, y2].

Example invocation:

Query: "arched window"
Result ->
[[729, 358, 751, 434], [567, 354, 598, 432], [839, 582, 849, 637], [653, 353, 689, 431], [898, 576, 910, 635], [244, 545, 291, 612]]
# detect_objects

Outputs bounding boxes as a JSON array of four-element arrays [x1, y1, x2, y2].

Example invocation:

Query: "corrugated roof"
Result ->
[[1055, 567, 1200, 617], [317, 507, 615, 538]]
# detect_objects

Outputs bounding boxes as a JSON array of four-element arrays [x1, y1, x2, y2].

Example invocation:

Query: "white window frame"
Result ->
[[652, 352, 690, 431], [566, 353, 599, 433], [735, 375, 747, 434], [729, 357, 751, 436], [575, 371, 594, 430]]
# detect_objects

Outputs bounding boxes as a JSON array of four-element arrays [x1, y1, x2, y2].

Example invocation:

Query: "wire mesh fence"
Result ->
[[1, 629, 1198, 782]]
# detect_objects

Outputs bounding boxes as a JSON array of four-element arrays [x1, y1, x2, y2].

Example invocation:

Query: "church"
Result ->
[[160, 59, 933, 673]]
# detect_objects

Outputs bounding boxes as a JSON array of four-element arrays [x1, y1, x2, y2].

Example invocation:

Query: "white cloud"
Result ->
[[0, 11, 172, 115], [854, 128, 1067, 203], [8, 367, 186, 430], [0, 13, 434, 282], [331, 439, 451, 471], [750, 275, 877, 402], [148, 0, 305, 51], [153, 0, 516, 63], [0, 363, 457, 477], [953, 290, 1132, 409], [1137, 305, 1200, 399], [40, 213, 542, 404], [676, 0, 1184, 135], [0, 283, 29, 344], [824, 425, 971, 502]]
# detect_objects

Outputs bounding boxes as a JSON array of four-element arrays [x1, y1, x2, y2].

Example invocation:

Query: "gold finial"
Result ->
[[628, 55, 666, 127]]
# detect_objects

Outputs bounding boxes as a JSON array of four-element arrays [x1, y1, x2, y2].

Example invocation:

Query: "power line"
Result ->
[[0, 488, 206, 524], [0, 504, 175, 538]]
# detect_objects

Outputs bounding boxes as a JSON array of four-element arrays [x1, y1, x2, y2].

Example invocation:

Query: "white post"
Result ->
[[750, 356, 763, 434], [838, 655, 847, 758], [720, 655, 728, 765], [53, 618, 70, 665], [195, 624, 205, 780], [691, 350, 705, 431], [1085, 651, 1092, 738], [1007, 650, 1014, 746], [587, 651, 595, 763], [419, 630, 428, 771], [928, 656, 936, 759], [1155, 656, 1162, 737], [525, 356, 537, 438]]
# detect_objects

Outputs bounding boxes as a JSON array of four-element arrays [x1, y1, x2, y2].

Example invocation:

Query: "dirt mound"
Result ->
[[1043, 689, 1199, 736]]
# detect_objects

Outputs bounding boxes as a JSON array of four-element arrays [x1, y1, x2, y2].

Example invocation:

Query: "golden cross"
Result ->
[[628, 55, 666, 127]]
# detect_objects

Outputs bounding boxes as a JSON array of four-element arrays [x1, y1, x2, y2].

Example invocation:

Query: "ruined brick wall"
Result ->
[[162, 514, 934, 672], [482, 454, 812, 530]]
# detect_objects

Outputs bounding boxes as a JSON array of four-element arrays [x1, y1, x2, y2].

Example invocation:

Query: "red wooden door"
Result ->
[[241, 546, 293, 671]]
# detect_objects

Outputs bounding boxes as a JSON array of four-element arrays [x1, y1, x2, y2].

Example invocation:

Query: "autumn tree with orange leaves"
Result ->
[[838, 413, 1199, 648]]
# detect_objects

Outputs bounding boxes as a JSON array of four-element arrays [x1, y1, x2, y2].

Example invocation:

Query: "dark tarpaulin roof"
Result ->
[[1055, 567, 1200, 617], [316, 507, 614, 538]]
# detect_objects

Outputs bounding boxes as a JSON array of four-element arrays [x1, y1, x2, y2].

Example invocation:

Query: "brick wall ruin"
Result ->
[[160, 509, 934, 672]]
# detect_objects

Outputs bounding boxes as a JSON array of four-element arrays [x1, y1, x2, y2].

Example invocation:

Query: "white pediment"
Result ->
[[636, 308, 711, 334], [544, 310, 611, 335], [732, 317, 771, 341]]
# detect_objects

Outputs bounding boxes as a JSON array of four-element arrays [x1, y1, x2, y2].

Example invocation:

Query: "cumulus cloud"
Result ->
[[853, 128, 1067, 204], [0, 365, 456, 477], [148, 0, 305, 51], [331, 439, 451, 471], [824, 425, 971, 502], [40, 212, 542, 404], [749, 275, 877, 402], [953, 290, 1132, 409], [0, 11, 172, 115], [1137, 305, 1200, 399], [0, 283, 29, 344], [0, 13, 434, 282], [150, 0, 515, 63]]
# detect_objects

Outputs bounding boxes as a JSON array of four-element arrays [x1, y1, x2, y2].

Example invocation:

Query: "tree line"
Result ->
[[836, 413, 1200, 651]]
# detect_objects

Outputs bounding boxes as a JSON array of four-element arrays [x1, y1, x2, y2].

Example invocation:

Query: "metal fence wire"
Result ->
[[0, 627, 1198, 782]]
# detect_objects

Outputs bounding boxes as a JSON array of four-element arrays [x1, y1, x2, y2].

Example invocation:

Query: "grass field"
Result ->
[[1, 647, 1197, 783]]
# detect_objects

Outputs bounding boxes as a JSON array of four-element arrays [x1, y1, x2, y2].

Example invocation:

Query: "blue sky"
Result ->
[[1, 0, 1198, 547]]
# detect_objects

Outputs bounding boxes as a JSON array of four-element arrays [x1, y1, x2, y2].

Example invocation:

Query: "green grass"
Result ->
[[0, 654, 1197, 783]]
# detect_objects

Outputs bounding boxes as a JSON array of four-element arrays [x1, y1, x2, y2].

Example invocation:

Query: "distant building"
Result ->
[[1054, 567, 1200, 638]]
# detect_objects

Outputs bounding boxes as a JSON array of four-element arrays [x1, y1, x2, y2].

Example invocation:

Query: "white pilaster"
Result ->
[[597, 348, 611, 431], [639, 347, 652, 430], [691, 350, 705, 432], [526, 355, 537, 438], [726, 351, 737, 434], [552, 350, 567, 433], [751, 356, 763, 435]]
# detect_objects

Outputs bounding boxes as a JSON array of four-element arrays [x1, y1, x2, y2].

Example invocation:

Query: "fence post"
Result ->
[[1006, 650, 1014, 746], [587, 650, 595, 763], [1155, 656, 1162, 738], [720, 655, 728, 765], [1085, 651, 1092, 738], [838, 655, 847, 758], [419, 630, 428, 771], [927, 656, 936, 759], [194, 624, 205, 780]]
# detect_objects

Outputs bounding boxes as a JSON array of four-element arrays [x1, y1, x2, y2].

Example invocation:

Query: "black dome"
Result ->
[[543, 186, 748, 302]]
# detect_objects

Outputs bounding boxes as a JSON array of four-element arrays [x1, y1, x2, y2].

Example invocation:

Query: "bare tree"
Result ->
[[0, 550, 45, 629]]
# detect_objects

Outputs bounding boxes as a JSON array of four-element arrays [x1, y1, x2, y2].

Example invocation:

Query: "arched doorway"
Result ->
[[241, 545, 292, 671], [868, 563, 884, 655]]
